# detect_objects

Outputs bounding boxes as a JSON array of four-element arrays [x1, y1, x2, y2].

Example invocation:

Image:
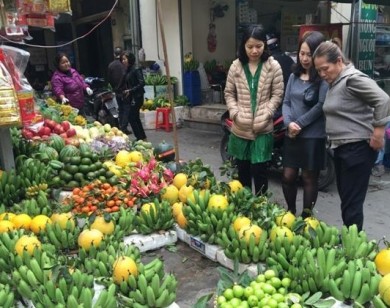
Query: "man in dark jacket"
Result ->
[[107, 47, 125, 90]]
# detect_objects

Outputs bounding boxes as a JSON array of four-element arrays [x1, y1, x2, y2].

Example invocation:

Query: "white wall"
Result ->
[[330, 2, 352, 53]]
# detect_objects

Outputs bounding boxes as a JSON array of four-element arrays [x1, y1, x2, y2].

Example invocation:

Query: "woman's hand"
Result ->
[[288, 122, 301, 138]]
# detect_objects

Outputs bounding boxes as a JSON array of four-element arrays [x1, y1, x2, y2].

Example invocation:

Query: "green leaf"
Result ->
[[193, 293, 214, 308], [312, 298, 337, 308]]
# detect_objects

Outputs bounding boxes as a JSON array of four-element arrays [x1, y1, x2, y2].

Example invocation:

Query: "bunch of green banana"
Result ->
[[218, 225, 269, 264], [135, 199, 174, 235], [131, 139, 154, 159], [268, 234, 311, 267], [119, 272, 177, 308], [144, 74, 170, 86], [328, 258, 381, 305], [43, 221, 80, 251], [0, 230, 25, 273], [10, 127, 39, 157], [25, 183, 49, 198], [0, 168, 24, 206], [372, 294, 388, 308], [186, 189, 235, 244], [15, 156, 51, 190], [304, 221, 340, 248], [111, 206, 136, 238], [12, 190, 54, 217], [29, 270, 95, 308], [0, 283, 14, 308], [94, 284, 117, 308], [340, 224, 377, 260]]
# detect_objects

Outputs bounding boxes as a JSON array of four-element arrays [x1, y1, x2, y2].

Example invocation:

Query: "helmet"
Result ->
[[114, 47, 122, 58], [266, 33, 279, 50]]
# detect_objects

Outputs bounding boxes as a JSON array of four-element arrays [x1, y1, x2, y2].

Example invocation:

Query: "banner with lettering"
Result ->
[[356, 3, 377, 76]]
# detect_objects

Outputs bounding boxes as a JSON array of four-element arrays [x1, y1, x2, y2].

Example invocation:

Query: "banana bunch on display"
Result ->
[[74, 115, 87, 126], [267, 235, 311, 272], [25, 183, 49, 198], [0, 284, 14, 308], [12, 191, 54, 217], [217, 225, 269, 264], [340, 224, 378, 260], [43, 221, 80, 251], [304, 221, 341, 248], [111, 206, 136, 238], [10, 127, 39, 157], [12, 249, 54, 301], [135, 199, 174, 235], [78, 242, 141, 277], [0, 168, 25, 207], [373, 295, 388, 308], [16, 157, 51, 190], [131, 139, 154, 160], [0, 230, 25, 273], [328, 259, 381, 305], [94, 284, 117, 308], [29, 269, 95, 308], [118, 258, 178, 308]]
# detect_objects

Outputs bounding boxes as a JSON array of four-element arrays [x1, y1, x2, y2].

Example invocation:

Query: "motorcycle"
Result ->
[[220, 111, 336, 191], [84, 77, 119, 127]]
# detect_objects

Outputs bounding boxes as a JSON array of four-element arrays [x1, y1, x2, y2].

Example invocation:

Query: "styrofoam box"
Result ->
[[140, 110, 156, 130], [188, 235, 223, 262], [53, 190, 72, 203], [144, 85, 155, 99], [167, 303, 180, 308], [174, 224, 191, 244], [123, 230, 177, 252]]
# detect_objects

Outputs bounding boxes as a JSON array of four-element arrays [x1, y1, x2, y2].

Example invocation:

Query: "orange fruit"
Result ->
[[90, 216, 115, 235], [30, 215, 52, 234], [112, 256, 138, 284], [50, 212, 75, 230], [0, 220, 15, 233], [238, 224, 263, 244], [14, 235, 42, 256], [208, 194, 229, 211], [11, 214, 32, 230], [172, 173, 188, 189], [270, 226, 294, 242], [161, 185, 179, 205], [376, 249, 390, 276], [275, 211, 296, 229], [233, 216, 251, 232], [228, 180, 243, 193], [78, 229, 104, 251]]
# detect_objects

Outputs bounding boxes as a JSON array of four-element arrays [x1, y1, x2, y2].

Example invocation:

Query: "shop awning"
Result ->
[[331, 0, 389, 5]]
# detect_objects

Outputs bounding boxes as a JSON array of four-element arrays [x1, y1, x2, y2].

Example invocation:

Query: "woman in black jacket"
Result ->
[[118, 51, 147, 140]]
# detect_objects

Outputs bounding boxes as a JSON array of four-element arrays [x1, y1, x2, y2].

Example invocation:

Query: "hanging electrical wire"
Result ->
[[0, 0, 119, 48]]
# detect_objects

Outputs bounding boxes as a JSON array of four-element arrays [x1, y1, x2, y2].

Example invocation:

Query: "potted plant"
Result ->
[[183, 52, 201, 106]]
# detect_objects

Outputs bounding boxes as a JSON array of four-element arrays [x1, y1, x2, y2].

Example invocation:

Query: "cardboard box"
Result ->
[[140, 110, 156, 130]]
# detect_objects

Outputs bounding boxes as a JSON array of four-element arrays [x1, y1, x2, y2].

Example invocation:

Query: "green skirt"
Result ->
[[228, 133, 273, 163]]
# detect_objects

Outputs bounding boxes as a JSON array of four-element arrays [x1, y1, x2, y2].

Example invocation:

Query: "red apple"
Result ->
[[38, 126, 51, 137], [66, 128, 76, 138], [54, 124, 65, 135], [61, 121, 71, 131], [44, 119, 56, 129], [60, 133, 68, 139], [22, 128, 34, 139]]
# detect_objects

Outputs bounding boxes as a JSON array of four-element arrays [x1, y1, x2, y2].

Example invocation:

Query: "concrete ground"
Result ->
[[139, 125, 390, 308]]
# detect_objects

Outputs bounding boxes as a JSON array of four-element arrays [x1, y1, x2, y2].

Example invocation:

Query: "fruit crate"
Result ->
[[123, 230, 177, 252], [140, 110, 156, 130], [188, 235, 223, 262], [216, 249, 259, 276]]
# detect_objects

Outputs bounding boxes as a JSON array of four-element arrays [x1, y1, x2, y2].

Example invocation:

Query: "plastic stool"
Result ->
[[155, 107, 173, 131]]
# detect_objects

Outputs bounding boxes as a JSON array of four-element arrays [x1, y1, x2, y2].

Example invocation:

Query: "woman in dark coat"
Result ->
[[117, 51, 147, 140]]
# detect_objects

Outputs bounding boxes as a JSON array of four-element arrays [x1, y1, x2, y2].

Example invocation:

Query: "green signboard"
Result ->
[[357, 3, 377, 76]]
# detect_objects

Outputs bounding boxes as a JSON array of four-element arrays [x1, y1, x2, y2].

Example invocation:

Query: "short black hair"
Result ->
[[237, 24, 270, 64], [54, 52, 68, 68], [121, 51, 136, 67]]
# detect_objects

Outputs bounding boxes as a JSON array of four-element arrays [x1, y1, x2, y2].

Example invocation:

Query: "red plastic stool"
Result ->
[[155, 107, 173, 131]]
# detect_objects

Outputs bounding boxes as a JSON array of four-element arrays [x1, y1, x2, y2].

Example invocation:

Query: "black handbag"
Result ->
[[303, 82, 320, 107]]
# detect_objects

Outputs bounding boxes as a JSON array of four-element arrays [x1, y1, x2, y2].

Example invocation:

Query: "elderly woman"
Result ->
[[51, 53, 92, 112], [313, 41, 390, 230]]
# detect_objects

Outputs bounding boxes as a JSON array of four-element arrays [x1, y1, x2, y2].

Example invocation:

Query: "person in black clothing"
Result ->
[[267, 34, 295, 119], [107, 47, 125, 89], [117, 51, 147, 141]]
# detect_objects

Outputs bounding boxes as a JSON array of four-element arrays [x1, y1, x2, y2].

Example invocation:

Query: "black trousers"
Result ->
[[333, 141, 377, 231], [118, 96, 146, 140], [236, 159, 268, 195]]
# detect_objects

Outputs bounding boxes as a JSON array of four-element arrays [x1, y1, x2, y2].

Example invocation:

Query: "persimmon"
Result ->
[[106, 200, 115, 208]]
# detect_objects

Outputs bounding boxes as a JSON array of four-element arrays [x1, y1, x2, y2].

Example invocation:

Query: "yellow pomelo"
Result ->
[[176, 212, 187, 229], [179, 185, 194, 203], [141, 203, 157, 214], [161, 184, 179, 205], [30, 215, 52, 234], [0, 212, 16, 221], [270, 226, 294, 242], [304, 217, 320, 233], [172, 202, 184, 218], [129, 151, 143, 163], [78, 229, 104, 251], [91, 216, 115, 235], [228, 180, 243, 193], [115, 150, 132, 167], [173, 173, 188, 189], [11, 214, 32, 230], [50, 212, 75, 230], [238, 224, 263, 244], [233, 216, 251, 232], [208, 194, 229, 211], [113, 256, 138, 284], [0, 220, 15, 233], [275, 211, 296, 229], [15, 235, 41, 256], [379, 274, 390, 305]]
